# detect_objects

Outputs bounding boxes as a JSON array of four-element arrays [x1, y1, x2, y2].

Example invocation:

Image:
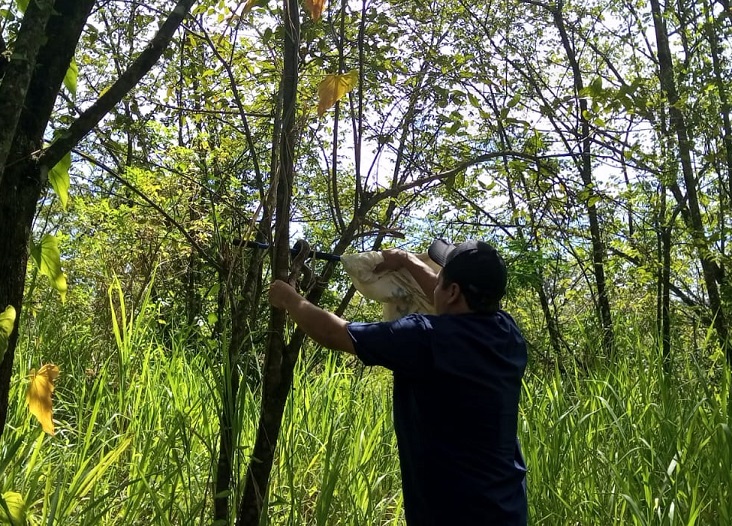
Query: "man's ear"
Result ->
[[447, 282, 462, 304]]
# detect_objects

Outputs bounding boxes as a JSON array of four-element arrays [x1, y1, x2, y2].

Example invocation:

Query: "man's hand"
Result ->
[[375, 248, 439, 301], [269, 279, 300, 310], [374, 248, 409, 273]]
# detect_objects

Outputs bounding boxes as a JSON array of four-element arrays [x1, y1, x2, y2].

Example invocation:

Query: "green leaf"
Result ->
[[48, 151, 71, 210], [63, 57, 78, 96], [507, 93, 521, 108], [0, 491, 26, 526], [14, 0, 28, 13], [209, 282, 220, 298], [30, 234, 68, 303], [447, 120, 462, 134], [590, 77, 603, 94], [0, 306, 16, 365], [445, 170, 465, 190]]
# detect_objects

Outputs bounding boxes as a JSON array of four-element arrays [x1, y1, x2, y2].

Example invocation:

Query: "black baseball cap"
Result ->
[[428, 239, 507, 302]]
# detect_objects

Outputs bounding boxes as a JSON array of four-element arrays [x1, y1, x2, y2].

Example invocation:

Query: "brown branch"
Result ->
[[449, 187, 518, 241], [366, 151, 571, 206], [152, 101, 272, 117], [607, 245, 702, 310], [236, 0, 300, 522], [37, 0, 198, 171], [518, 0, 553, 8]]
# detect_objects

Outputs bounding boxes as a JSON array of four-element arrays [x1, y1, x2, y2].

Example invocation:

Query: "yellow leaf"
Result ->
[[26, 364, 60, 435], [304, 0, 326, 21], [0, 491, 27, 525], [317, 70, 358, 117]]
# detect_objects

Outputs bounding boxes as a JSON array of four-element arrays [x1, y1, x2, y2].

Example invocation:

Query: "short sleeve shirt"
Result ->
[[347, 312, 528, 526]]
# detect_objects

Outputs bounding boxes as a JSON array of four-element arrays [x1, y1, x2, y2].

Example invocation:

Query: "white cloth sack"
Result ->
[[341, 251, 441, 321]]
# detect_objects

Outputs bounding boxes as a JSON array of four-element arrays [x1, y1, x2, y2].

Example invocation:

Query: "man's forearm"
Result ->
[[402, 253, 438, 301], [281, 293, 356, 354]]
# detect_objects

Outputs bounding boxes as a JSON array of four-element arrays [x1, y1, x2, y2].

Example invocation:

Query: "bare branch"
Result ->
[[37, 0, 198, 171], [367, 151, 573, 206]]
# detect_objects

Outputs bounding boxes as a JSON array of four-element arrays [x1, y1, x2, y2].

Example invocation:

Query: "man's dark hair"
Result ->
[[440, 268, 501, 314], [429, 239, 507, 315]]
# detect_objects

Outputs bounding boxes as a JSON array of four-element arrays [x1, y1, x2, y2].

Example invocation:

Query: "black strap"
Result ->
[[232, 238, 342, 262]]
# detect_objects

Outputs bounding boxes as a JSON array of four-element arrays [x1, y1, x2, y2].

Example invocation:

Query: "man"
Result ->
[[269, 239, 528, 525]]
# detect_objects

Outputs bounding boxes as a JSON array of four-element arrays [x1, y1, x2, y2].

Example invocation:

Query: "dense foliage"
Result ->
[[2, 285, 730, 524]]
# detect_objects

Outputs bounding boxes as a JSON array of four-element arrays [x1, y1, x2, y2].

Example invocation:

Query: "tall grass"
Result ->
[[1, 286, 730, 524], [522, 336, 732, 525]]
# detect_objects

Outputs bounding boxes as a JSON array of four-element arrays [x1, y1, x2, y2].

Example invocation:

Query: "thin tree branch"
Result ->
[[0, 32, 8, 79], [152, 101, 272, 118], [37, 0, 198, 171], [74, 149, 221, 271], [186, 19, 265, 187], [367, 151, 574, 205]]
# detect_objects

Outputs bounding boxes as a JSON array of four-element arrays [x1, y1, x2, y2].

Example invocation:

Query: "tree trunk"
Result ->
[[660, 222, 672, 369], [0, 0, 55, 181], [0, 0, 198, 436], [701, 0, 732, 200], [214, 233, 269, 523], [213, 286, 245, 522], [701, 0, 732, 318], [656, 172, 673, 371], [552, 0, 614, 356], [650, 0, 731, 364], [236, 0, 300, 523], [0, 157, 42, 433], [0, 0, 96, 436]]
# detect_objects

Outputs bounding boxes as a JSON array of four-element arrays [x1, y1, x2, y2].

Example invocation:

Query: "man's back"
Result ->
[[349, 311, 528, 525]]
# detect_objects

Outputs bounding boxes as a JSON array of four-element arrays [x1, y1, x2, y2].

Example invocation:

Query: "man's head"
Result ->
[[428, 239, 507, 315]]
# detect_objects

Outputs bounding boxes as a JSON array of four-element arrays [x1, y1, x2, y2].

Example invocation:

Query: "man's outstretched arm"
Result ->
[[269, 280, 356, 354]]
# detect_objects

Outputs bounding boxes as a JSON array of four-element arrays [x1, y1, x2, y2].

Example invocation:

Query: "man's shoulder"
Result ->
[[429, 311, 527, 357], [429, 310, 522, 331], [349, 312, 432, 329], [346, 314, 434, 346], [347, 314, 435, 371]]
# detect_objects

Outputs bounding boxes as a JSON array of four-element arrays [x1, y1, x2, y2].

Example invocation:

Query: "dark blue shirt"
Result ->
[[348, 312, 527, 526]]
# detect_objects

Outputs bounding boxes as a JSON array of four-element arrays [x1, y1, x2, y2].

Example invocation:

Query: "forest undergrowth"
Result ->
[[1, 287, 730, 525]]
